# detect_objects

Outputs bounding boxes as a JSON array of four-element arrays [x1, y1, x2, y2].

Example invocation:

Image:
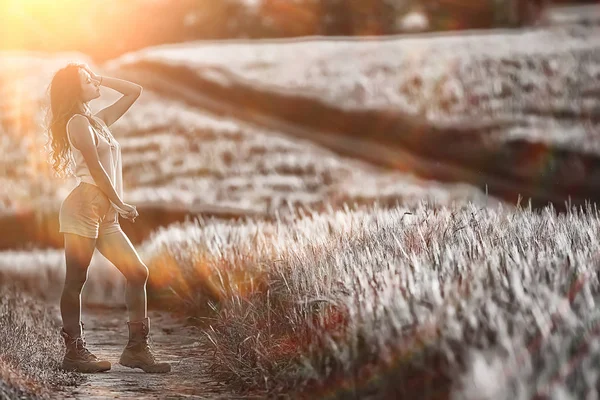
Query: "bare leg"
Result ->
[[95, 230, 149, 322], [61, 233, 96, 337]]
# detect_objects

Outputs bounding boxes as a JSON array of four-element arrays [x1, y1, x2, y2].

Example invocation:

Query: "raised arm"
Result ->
[[83, 65, 142, 127]]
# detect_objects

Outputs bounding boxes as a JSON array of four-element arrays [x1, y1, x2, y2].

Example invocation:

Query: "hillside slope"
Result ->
[[0, 53, 495, 249], [108, 16, 600, 210]]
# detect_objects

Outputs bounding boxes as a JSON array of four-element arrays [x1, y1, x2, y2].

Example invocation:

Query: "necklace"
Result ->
[[90, 118, 115, 147], [95, 124, 112, 144]]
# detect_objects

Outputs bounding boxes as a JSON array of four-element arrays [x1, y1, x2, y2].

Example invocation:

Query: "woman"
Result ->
[[46, 62, 170, 373]]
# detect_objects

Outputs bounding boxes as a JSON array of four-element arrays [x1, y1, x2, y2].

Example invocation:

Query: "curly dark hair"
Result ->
[[43, 62, 103, 178]]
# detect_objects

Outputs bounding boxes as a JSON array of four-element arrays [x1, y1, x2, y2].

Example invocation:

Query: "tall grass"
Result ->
[[0, 284, 83, 399], [0, 249, 126, 397], [140, 200, 600, 398], [2, 198, 599, 398]]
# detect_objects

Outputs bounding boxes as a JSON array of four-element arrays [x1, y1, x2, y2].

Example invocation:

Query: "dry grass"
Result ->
[[0, 248, 126, 396], [136, 200, 600, 398], [0, 284, 84, 399], [0, 250, 126, 397], [2, 197, 599, 398], [1, 192, 599, 398]]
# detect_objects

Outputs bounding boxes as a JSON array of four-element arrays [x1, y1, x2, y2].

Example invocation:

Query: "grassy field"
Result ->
[[0, 284, 83, 399], [132, 200, 600, 398], [0, 249, 126, 398], [3, 199, 599, 398]]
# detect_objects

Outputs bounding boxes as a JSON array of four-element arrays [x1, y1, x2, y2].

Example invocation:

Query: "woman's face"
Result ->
[[78, 68, 100, 102]]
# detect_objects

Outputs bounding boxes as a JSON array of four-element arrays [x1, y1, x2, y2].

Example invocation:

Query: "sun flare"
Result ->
[[0, 0, 137, 55]]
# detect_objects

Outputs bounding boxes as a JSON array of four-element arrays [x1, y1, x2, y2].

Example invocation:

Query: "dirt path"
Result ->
[[53, 306, 260, 400]]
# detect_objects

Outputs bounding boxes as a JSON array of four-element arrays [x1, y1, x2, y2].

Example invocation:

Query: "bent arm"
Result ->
[[94, 76, 142, 127], [68, 115, 126, 209]]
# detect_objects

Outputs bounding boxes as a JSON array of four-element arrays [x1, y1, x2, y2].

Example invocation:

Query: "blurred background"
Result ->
[[1, 2, 600, 398], [1, 0, 592, 61], [0, 0, 599, 251]]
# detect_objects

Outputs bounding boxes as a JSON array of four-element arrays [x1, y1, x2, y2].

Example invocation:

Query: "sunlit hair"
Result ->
[[43, 62, 102, 178]]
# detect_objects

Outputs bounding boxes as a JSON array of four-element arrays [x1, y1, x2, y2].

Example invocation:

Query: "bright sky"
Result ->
[[1, 0, 98, 49], [0, 0, 317, 58]]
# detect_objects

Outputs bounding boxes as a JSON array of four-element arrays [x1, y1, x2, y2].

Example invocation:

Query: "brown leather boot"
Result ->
[[60, 322, 111, 373], [119, 317, 171, 373]]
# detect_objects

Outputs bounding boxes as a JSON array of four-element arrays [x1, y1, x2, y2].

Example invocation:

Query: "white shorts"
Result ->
[[59, 182, 122, 239]]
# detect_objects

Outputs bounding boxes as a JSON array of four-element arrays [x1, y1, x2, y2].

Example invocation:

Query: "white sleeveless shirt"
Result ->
[[66, 114, 123, 203]]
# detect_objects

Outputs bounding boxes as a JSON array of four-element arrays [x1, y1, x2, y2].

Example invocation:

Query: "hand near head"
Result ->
[[79, 63, 101, 84]]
